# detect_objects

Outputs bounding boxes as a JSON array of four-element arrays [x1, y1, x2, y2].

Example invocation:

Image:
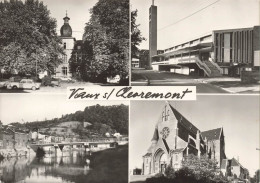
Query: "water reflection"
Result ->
[[0, 151, 91, 183]]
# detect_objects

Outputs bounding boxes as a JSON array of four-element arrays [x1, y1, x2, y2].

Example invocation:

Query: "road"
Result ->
[[0, 81, 101, 93], [131, 70, 228, 94]]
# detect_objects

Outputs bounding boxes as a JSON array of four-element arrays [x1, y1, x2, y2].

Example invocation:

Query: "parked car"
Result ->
[[41, 76, 60, 87], [53, 76, 76, 83], [107, 75, 120, 84], [6, 79, 41, 90], [0, 80, 9, 88]]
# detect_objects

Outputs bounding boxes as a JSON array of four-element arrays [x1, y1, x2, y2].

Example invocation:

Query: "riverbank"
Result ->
[[0, 148, 35, 159]]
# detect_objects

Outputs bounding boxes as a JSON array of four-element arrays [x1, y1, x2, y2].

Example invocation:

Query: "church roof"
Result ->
[[169, 105, 199, 135], [201, 128, 222, 141], [170, 148, 185, 153], [143, 153, 152, 157], [151, 128, 159, 141]]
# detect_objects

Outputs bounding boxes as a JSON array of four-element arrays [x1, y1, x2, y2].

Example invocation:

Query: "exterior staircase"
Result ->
[[178, 57, 223, 77], [203, 60, 222, 77]]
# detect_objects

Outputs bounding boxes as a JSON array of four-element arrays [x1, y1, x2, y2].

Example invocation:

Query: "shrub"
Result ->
[[146, 176, 171, 183], [165, 165, 175, 179]]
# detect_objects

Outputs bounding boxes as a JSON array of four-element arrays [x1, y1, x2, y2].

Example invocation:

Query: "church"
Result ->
[[142, 102, 226, 175]]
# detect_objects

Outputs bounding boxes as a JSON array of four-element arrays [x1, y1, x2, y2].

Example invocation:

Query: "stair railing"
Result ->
[[178, 57, 211, 77], [194, 57, 212, 77], [209, 58, 223, 74]]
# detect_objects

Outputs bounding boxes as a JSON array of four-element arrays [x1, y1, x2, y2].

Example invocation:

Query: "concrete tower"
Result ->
[[149, 0, 157, 67]]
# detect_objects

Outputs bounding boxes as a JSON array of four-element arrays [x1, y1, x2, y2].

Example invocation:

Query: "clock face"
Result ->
[[160, 127, 170, 139]]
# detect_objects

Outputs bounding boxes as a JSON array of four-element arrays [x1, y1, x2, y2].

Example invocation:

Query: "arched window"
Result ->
[[63, 42, 66, 49]]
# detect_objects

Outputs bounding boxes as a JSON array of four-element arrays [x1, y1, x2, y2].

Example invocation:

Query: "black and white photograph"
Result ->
[[0, 95, 129, 183], [0, 0, 130, 94], [131, 0, 260, 94], [129, 96, 260, 183], [0, 0, 260, 183]]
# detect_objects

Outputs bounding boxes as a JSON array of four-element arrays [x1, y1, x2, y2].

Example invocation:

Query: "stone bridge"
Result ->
[[29, 140, 118, 155]]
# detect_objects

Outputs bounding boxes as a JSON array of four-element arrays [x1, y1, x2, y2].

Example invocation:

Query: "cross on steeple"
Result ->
[[66, 10, 68, 17]]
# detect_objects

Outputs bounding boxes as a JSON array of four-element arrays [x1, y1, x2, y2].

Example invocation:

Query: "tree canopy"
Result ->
[[11, 104, 129, 135], [70, 0, 129, 83], [131, 9, 145, 59], [0, 0, 63, 75]]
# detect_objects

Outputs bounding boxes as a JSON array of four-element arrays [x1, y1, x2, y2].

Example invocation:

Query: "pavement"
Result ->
[[131, 69, 260, 94], [130, 175, 151, 183], [197, 77, 260, 93]]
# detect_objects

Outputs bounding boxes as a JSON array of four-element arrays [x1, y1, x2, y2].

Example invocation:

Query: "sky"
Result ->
[[131, 0, 260, 50], [42, 0, 99, 40], [130, 95, 260, 176], [0, 94, 129, 124]]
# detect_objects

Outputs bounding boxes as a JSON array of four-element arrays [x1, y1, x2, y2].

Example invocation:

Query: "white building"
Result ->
[[55, 12, 75, 78]]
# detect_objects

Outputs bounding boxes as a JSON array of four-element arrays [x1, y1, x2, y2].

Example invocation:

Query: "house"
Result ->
[[221, 158, 249, 182]]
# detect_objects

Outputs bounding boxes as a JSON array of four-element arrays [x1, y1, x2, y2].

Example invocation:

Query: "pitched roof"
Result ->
[[169, 104, 199, 135], [151, 128, 159, 141], [170, 148, 185, 153], [143, 153, 152, 157], [201, 128, 222, 141]]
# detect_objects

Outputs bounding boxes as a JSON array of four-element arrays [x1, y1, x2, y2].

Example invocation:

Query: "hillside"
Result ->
[[10, 104, 128, 137]]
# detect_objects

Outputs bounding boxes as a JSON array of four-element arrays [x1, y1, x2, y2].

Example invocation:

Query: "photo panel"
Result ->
[[131, 0, 260, 94], [129, 95, 260, 182], [0, 94, 129, 183]]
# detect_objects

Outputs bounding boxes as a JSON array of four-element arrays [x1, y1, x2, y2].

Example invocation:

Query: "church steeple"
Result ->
[[60, 11, 72, 37], [63, 10, 70, 24]]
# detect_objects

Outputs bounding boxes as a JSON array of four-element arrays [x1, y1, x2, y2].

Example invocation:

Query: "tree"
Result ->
[[80, 0, 129, 83], [0, 0, 64, 76], [131, 9, 146, 59]]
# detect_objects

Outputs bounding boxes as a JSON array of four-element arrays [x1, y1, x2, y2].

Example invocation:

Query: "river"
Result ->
[[0, 151, 92, 183], [0, 145, 128, 183]]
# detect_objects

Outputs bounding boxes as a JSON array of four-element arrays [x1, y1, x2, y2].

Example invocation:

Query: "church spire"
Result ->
[[63, 10, 70, 24]]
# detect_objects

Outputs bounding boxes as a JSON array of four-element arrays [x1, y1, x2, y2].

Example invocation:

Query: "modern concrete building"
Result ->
[[148, 4, 260, 77], [151, 26, 260, 77]]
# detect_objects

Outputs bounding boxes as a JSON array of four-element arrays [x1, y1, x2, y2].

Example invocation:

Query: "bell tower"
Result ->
[[149, 0, 157, 67]]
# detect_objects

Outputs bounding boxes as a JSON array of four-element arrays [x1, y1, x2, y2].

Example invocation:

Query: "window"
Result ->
[[176, 154, 178, 161], [162, 112, 164, 121], [63, 42, 66, 49], [62, 67, 68, 76], [63, 54, 67, 63]]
